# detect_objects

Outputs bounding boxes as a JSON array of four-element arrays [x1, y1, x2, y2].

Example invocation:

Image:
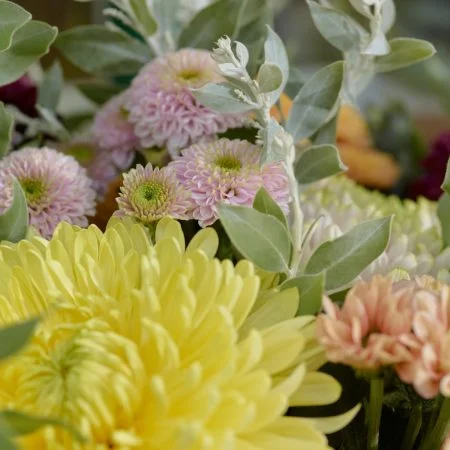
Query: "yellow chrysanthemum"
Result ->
[[0, 218, 358, 449]]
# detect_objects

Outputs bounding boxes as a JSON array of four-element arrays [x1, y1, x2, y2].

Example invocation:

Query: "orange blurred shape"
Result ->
[[90, 176, 123, 230], [270, 94, 400, 189]]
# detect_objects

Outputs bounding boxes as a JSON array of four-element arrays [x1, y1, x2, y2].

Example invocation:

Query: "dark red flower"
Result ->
[[0, 75, 37, 117]]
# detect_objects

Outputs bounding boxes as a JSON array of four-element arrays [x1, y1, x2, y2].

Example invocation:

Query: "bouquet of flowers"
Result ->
[[0, 0, 448, 449]]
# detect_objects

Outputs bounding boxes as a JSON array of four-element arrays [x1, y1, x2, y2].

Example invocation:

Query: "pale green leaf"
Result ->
[[0, 318, 38, 361], [264, 25, 289, 104], [305, 217, 392, 291], [191, 83, 256, 114], [260, 118, 286, 164], [0, 432, 16, 450], [38, 60, 63, 111], [56, 25, 151, 76], [375, 38, 436, 73], [218, 204, 291, 273], [281, 273, 325, 316], [36, 106, 70, 141], [441, 159, 450, 195], [313, 111, 338, 145], [75, 80, 122, 105], [438, 193, 450, 248], [253, 187, 287, 228], [257, 62, 283, 94], [286, 61, 344, 141], [295, 144, 347, 185], [0, 20, 57, 87], [306, 0, 368, 53], [0, 177, 28, 243], [0, 0, 31, 52], [129, 0, 158, 37], [0, 102, 13, 158]]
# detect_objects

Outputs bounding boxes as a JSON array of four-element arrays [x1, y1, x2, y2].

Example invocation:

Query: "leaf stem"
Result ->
[[400, 403, 422, 450], [367, 376, 384, 450], [419, 397, 450, 450]]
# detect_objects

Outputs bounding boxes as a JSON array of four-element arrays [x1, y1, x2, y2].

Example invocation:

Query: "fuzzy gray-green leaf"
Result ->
[[0, 102, 13, 158], [257, 62, 283, 94], [129, 0, 158, 37], [438, 193, 450, 248], [38, 60, 63, 111], [0, 0, 31, 52], [0, 177, 28, 243], [253, 187, 288, 228]]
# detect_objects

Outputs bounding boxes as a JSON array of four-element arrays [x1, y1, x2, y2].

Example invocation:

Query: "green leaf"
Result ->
[[286, 61, 344, 142], [0, 432, 16, 450], [281, 273, 325, 316], [375, 38, 436, 73], [305, 217, 392, 291], [0, 0, 31, 52], [178, 0, 240, 50], [37, 60, 63, 111], [295, 144, 347, 184], [0, 411, 86, 442], [257, 62, 283, 94], [129, 0, 158, 37], [0, 177, 28, 243], [313, 112, 339, 146], [306, 0, 368, 53], [191, 83, 256, 114], [0, 20, 57, 87], [263, 26, 289, 104], [260, 118, 286, 164], [441, 159, 450, 195], [0, 101, 13, 158], [218, 204, 291, 273], [56, 25, 151, 76], [253, 187, 287, 228], [75, 80, 123, 105], [0, 318, 38, 361], [438, 193, 450, 248]]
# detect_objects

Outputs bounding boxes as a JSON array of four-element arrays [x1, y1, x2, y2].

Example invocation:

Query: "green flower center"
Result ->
[[20, 178, 46, 204], [178, 69, 202, 82], [215, 155, 242, 171], [134, 181, 167, 207]]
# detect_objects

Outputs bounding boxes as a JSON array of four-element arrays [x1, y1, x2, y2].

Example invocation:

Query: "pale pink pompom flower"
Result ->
[[396, 285, 450, 399], [0, 147, 96, 238], [92, 91, 139, 170], [317, 275, 414, 370], [441, 432, 450, 450], [126, 49, 246, 156], [170, 138, 290, 227], [116, 163, 192, 224]]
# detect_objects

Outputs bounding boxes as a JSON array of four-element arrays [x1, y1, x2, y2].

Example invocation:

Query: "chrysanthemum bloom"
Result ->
[[317, 276, 414, 370], [0, 218, 357, 449], [117, 163, 192, 223], [0, 147, 96, 238], [126, 49, 246, 156], [171, 139, 290, 227], [396, 284, 450, 399], [92, 92, 140, 170], [442, 432, 450, 450]]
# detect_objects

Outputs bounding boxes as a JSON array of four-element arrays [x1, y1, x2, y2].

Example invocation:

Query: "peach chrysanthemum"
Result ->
[[317, 275, 414, 370], [0, 218, 357, 449]]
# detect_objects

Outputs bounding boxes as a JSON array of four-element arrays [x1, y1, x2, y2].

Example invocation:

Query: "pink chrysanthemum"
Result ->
[[126, 49, 246, 156], [0, 147, 96, 238], [116, 163, 191, 223], [442, 432, 450, 450], [170, 138, 290, 227], [92, 92, 139, 170], [396, 284, 450, 399], [317, 276, 414, 370]]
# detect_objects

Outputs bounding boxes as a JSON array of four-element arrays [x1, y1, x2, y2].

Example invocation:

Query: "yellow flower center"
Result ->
[[215, 155, 242, 171], [20, 178, 46, 204], [133, 181, 168, 208]]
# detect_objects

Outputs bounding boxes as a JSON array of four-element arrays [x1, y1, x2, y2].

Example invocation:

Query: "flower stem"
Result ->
[[419, 397, 450, 450], [400, 403, 422, 450], [367, 376, 384, 450]]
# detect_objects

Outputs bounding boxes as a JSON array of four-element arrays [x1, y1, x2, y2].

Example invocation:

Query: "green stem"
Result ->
[[420, 397, 450, 450], [367, 376, 384, 450], [400, 403, 422, 450]]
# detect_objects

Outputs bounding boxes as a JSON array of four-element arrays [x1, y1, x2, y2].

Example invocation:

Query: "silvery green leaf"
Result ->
[[0, 318, 38, 361], [257, 62, 283, 94], [235, 41, 249, 67], [129, 0, 158, 37], [263, 26, 289, 105], [363, 28, 390, 56], [38, 60, 63, 112], [375, 38, 436, 73], [306, 0, 368, 53], [442, 159, 450, 195], [295, 144, 347, 185], [305, 216, 392, 292], [286, 61, 344, 142], [0, 177, 28, 243], [381, 0, 396, 33], [0, 0, 31, 52], [56, 25, 151, 76], [281, 273, 325, 316], [261, 118, 286, 164], [0, 102, 13, 159], [36, 106, 70, 141], [75, 80, 123, 105], [313, 112, 338, 146], [438, 193, 450, 248], [285, 67, 307, 98], [253, 187, 288, 229], [219, 204, 292, 273], [0, 21, 57, 87], [191, 82, 256, 114]]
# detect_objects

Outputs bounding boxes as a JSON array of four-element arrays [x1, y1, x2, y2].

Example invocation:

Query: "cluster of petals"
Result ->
[[170, 138, 290, 227], [126, 49, 246, 156]]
